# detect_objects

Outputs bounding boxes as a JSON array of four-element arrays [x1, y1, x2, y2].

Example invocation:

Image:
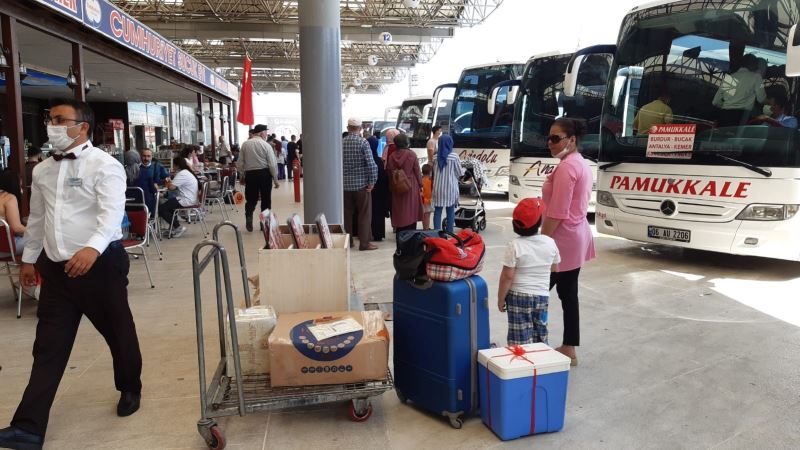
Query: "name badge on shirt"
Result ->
[[67, 177, 83, 187]]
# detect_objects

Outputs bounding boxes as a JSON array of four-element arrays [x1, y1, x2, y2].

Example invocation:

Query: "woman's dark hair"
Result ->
[[553, 117, 587, 144], [180, 147, 193, 159], [512, 217, 542, 237], [174, 156, 191, 172], [393, 133, 410, 149]]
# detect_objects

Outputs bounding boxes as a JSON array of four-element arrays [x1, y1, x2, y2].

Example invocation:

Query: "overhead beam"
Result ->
[[199, 58, 416, 69], [141, 21, 454, 43]]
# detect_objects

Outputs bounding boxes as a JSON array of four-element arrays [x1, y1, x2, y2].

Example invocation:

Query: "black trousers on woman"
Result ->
[[550, 267, 581, 346]]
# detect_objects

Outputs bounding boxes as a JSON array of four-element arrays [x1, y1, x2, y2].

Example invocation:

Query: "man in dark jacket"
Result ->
[[286, 135, 298, 180]]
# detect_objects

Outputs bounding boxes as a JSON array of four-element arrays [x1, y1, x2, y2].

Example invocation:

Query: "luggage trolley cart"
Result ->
[[192, 221, 393, 450]]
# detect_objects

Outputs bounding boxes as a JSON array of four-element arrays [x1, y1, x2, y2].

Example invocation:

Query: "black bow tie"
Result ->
[[52, 153, 77, 161]]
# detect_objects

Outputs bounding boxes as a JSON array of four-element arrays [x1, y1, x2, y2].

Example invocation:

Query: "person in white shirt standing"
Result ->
[[0, 99, 142, 450], [238, 124, 279, 232]]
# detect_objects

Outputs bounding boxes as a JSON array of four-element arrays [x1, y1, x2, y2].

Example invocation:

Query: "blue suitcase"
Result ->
[[393, 275, 490, 429]]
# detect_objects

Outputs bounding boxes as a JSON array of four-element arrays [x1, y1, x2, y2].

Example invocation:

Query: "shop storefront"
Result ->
[[0, 0, 238, 213]]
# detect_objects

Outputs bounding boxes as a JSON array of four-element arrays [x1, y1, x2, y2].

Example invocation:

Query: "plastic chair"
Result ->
[[169, 181, 209, 238], [123, 205, 155, 289], [205, 176, 229, 220], [127, 186, 163, 260], [222, 169, 239, 213], [0, 219, 25, 318]]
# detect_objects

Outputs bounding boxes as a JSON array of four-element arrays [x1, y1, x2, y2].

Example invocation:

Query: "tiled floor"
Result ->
[[2, 179, 800, 449]]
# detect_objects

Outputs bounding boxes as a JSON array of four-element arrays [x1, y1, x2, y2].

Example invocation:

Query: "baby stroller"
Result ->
[[446, 157, 487, 233]]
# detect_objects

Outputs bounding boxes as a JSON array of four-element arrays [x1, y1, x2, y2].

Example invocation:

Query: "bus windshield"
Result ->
[[512, 53, 612, 159], [396, 99, 432, 149], [452, 63, 524, 148], [602, 0, 800, 168]]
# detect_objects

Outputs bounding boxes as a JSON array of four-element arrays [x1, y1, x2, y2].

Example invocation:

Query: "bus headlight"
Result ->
[[736, 204, 800, 221], [597, 190, 618, 208], [510, 175, 521, 186]]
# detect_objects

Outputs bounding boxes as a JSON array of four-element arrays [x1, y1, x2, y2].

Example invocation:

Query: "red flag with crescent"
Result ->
[[236, 55, 254, 125]]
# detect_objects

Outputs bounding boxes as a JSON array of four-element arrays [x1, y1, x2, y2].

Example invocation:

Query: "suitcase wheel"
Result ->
[[395, 389, 408, 404], [449, 417, 463, 429]]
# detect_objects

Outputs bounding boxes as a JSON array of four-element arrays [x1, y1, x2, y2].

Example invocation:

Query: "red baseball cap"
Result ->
[[513, 198, 545, 229]]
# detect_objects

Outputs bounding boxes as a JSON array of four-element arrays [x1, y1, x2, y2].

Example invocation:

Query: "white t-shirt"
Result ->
[[502, 234, 561, 296], [172, 169, 199, 207]]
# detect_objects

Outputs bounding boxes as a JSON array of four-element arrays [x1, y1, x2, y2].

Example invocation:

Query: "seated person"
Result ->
[[751, 95, 798, 128], [0, 177, 25, 257], [25, 146, 42, 192], [633, 90, 673, 134], [158, 157, 199, 238], [141, 148, 170, 185]]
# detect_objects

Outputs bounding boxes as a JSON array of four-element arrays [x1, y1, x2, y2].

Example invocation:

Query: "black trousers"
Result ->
[[12, 242, 142, 437], [244, 169, 273, 217], [159, 197, 183, 229], [286, 158, 296, 180], [550, 267, 581, 346]]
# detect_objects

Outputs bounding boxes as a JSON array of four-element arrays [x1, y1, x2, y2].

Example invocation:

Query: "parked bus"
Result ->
[[566, 0, 800, 261], [506, 48, 614, 210], [442, 62, 524, 193], [396, 96, 453, 165]]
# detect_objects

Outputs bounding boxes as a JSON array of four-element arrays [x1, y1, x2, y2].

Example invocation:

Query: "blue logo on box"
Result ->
[[290, 320, 363, 362]]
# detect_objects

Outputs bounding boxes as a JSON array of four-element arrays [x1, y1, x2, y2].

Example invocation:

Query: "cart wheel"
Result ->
[[207, 426, 226, 450], [348, 400, 373, 422], [396, 389, 408, 404], [479, 218, 487, 231], [449, 417, 463, 429]]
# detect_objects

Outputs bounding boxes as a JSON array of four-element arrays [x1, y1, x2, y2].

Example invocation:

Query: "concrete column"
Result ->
[[299, 0, 343, 223]]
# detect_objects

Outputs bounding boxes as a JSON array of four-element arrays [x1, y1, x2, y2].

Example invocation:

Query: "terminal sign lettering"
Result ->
[[646, 124, 696, 159]]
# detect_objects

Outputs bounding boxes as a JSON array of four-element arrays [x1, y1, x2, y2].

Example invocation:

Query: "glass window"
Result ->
[[602, 1, 800, 168], [512, 53, 612, 159], [451, 64, 524, 148], [397, 100, 432, 148]]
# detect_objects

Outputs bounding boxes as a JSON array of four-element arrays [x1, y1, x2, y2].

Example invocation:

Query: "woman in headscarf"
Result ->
[[124, 148, 142, 185], [386, 133, 423, 232], [381, 128, 401, 167], [432, 134, 463, 233], [368, 133, 390, 240]]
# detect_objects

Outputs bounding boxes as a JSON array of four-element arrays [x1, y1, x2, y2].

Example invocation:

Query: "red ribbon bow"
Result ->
[[485, 346, 550, 435]]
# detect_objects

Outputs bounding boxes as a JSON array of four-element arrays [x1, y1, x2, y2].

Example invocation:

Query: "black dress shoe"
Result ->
[[0, 426, 43, 450], [117, 392, 141, 417], [245, 216, 253, 232]]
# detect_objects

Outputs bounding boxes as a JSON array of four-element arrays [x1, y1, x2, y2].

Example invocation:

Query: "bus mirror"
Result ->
[[508, 85, 519, 105], [422, 104, 433, 121], [787, 24, 800, 76], [564, 55, 585, 97], [488, 86, 499, 115]]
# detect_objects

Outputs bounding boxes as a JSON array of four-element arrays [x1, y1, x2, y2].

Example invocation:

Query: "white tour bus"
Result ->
[[504, 48, 614, 210], [566, 0, 800, 261], [395, 96, 452, 166], [438, 62, 524, 193]]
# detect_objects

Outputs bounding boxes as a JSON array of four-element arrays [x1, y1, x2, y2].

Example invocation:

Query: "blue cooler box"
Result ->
[[478, 343, 570, 440]]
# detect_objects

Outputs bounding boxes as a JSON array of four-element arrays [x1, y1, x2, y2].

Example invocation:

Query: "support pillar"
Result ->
[[1, 14, 28, 215], [208, 97, 216, 160], [298, 0, 343, 223], [72, 43, 85, 102], [196, 93, 204, 144], [231, 101, 239, 144]]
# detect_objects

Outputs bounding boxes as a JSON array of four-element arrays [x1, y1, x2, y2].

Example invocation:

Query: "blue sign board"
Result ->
[[33, 0, 234, 98]]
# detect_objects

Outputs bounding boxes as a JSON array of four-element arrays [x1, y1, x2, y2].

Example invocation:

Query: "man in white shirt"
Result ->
[[238, 124, 279, 232], [427, 125, 442, 165], [712, 54, 767, 127], [0, 99, 142, 450]]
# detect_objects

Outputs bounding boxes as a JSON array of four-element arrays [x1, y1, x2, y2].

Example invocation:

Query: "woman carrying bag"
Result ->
[[386, 134, 423, 232]]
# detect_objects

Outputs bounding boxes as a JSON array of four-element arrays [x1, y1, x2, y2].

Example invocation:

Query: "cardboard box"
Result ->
[[269, 311, 389, 387], [225, 305, 277, 377], [258, 233, 351, 314]]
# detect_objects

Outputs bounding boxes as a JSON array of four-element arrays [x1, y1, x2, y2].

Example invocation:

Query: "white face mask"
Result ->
[[553, 140, 574, 160], [46, 124, 79, 151]]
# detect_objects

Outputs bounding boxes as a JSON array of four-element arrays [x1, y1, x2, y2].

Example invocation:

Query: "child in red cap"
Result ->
[[498, 198, 561, 345]]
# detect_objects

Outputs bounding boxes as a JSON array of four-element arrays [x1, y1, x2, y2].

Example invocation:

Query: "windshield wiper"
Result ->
[[599, 161, 622, 170], [582, 155, 598, 164], [713, 154, 772, 177]]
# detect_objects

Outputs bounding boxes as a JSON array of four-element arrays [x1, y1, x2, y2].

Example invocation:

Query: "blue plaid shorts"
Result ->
[[506, 290, 549, 345]]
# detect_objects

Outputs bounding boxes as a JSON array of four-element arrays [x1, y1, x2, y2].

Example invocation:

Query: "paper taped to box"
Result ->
[[268, 311, 389, 387], [225, 305, 277, 377]]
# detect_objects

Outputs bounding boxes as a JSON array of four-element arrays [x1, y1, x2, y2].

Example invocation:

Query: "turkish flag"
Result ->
[[237, 55, 254, 125]]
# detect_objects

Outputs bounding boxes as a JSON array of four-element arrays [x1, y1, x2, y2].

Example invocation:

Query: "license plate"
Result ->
[[647, 226, 691, 243]]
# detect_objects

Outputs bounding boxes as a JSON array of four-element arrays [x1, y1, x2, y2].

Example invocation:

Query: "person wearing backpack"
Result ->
[[386, 133, 423, 232]]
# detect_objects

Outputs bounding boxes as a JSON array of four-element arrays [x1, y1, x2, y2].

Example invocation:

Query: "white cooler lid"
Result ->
[[478, 343, 571, 379]]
